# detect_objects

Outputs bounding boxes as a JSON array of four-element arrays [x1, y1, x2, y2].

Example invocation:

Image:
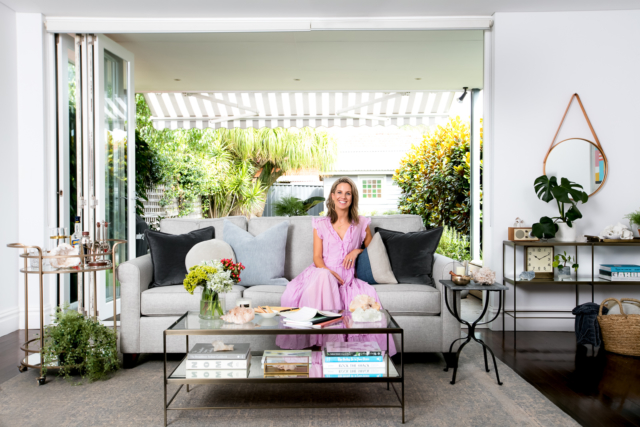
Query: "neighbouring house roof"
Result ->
[[143, 90, 456, 130]]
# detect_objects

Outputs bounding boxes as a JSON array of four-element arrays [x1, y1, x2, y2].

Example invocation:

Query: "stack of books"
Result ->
[[599, 264, 640, 281], [185, 343, 251, 379], [322, 342, 386, 378], [280, 307, 343, 328]]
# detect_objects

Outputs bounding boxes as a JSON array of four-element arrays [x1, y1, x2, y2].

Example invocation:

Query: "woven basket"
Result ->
[[598, 298, 640, 356]]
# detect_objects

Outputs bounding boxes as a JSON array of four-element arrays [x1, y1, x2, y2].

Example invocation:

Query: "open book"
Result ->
[[280, 307, 342, 326]]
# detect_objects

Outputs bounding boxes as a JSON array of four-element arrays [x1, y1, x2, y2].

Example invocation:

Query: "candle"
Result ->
[[236, 298, 252, 309], [455, 266, 466, 276]]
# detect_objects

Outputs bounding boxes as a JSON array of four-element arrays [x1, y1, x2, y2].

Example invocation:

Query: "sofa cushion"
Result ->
[[242, 285, 287, 307], [224, 220, 289, 287], [146, 227, 215, 288], [185, 239, 236, 270], [373, 284, 441, 315], [369, 215, 425, 234], [141, 284, 245, 316], [160, 216, 248, 239], [249, 216, 315, 280], [356, 232, 397, 285], [376, 227, 444, 287]]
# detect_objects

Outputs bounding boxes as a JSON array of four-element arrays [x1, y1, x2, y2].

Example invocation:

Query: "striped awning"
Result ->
[[144, 90, 457, 129]]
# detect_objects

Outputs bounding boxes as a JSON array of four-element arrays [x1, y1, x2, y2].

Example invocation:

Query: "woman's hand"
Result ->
[[342, 249, 363, 269], [329, 270, 344, 285]]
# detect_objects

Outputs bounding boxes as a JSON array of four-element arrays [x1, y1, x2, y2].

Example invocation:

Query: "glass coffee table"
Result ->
[[163, 310, 405, 425]]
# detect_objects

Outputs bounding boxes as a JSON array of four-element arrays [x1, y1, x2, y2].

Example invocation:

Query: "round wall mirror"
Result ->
[[544, 138, 607, 196]]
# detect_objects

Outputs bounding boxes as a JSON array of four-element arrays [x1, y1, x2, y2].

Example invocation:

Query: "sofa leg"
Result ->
[[122, 353, 139, 369], [442, 352, 456, 371]]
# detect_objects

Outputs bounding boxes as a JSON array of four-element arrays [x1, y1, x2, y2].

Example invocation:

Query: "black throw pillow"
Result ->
[[375, 227, 444, 287], [145, 227, 215, 288]]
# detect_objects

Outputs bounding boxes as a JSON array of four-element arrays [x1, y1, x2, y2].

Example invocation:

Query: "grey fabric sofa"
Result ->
[[117, 215, 461, 363]]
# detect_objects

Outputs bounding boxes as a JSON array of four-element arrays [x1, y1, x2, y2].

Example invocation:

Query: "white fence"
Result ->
[[263, 183, 325, 217], [142, 184, 202, 228]]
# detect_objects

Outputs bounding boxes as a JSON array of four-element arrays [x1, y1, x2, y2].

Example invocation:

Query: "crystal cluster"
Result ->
[[472, 267, 496, 285], [49, 243, 81, 269], [352, 308, 383, 323], [221, 306, 255, 324], [212, 341, 234, 352], [349, 294, 381, 312], [518, 271, 535, 281]]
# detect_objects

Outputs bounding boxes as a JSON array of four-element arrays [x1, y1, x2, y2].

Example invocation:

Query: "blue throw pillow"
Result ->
[[223, 220, 289, 286], [355, 248, 378, 284]]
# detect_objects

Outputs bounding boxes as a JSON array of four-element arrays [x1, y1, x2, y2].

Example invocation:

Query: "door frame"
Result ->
[[93, 34, 136, 321]]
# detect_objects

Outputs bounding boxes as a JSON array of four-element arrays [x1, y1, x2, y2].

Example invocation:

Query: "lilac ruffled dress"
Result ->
[[275, 216, 397, 356]]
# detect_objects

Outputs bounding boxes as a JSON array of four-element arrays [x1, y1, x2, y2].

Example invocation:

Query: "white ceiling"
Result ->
[[109, 31, 484, 92], [2, 0, 639, 17]]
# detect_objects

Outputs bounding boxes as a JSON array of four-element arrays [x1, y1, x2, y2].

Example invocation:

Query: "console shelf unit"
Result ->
[[502, 240, 640, 345]]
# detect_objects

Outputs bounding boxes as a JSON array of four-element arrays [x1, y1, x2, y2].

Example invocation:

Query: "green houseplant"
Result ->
[[625, 209, 640, 234], [41, 307, 119, 382], [552, 251, 579, 280], [531, 176, 589, 240]]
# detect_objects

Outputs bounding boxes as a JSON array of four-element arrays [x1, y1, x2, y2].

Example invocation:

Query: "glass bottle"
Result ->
[[71, 216, 82, 248], [81, 231, 91, 266], [100, 221, 111, 263]]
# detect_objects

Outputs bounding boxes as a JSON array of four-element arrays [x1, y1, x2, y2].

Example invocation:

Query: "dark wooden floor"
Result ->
[[475, 329, 640, 427], [1, 328, 639, 426]]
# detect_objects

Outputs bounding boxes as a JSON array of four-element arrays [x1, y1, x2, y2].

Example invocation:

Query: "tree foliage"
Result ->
[[136, 95, 336, 217], [393, 117, 481, 235]]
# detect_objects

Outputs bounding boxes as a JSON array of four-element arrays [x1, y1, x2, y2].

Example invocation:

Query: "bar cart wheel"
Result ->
[[37, 376, 46, 385], [18, 365, 28, 373]]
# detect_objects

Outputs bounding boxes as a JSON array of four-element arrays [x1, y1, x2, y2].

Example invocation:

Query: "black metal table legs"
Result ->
[[443, 289, 504, 385]]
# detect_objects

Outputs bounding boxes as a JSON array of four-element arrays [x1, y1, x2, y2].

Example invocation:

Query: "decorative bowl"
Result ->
[[259, 312, 277, 319], [451, 275, 471, 285]]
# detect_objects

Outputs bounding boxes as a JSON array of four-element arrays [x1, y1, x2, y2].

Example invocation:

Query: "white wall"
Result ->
[[16, 13, 54, 331], [488, 10, 640, 331], [0, 2, 19, 337]]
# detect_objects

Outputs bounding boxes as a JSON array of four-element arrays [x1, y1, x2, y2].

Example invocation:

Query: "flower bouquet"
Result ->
[[184, 259, 245, 320]]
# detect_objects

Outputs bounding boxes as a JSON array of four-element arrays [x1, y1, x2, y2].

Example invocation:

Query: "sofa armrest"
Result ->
[[433, 254, 462, 353], [117, 254, 153, 354]]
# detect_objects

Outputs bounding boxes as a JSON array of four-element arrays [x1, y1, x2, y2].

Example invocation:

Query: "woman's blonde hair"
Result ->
[[326, 177, 359, 225]]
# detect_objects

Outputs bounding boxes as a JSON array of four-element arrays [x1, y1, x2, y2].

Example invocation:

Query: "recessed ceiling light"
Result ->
[[174, 79, 181, 81], [415, 78, 422, 80], [294, 79, 301, 81]]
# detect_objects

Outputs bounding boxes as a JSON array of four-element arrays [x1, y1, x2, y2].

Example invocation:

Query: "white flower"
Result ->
[[200, 259, 235, 294]]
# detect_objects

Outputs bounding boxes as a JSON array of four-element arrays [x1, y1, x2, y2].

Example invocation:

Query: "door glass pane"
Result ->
[[104, 49, 128, 302], [68, 58, 78, 305]]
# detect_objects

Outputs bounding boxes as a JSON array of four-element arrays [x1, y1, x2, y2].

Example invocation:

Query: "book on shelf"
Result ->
[[323, 367, 387, 375], [325, 341, 382, 357], [185, 365, 251, 379], [323, 373, 384, 378], [186, 354, 252, 370], [323, 347, 384, 363], [600, 264, 640, 272], [599, 274, 640, 282], [322, 360, 387, 369], [261, 349, 312, 366], [187, 343, 250, 360]]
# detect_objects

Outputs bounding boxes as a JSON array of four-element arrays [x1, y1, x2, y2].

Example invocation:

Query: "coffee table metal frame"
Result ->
[[163, 310, 405, 425]]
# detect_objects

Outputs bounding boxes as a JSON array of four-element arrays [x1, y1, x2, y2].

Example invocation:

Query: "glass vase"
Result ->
[[557, 266, 572, 281], [199, 288, 225, 320]]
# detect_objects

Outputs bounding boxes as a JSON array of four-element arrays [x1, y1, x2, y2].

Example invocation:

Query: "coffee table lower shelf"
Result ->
[[164, 352, 404, 425]]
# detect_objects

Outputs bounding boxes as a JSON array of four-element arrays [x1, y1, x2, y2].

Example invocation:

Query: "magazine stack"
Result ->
[[322, 342, 387, 378], [599, 264, 640, 281]]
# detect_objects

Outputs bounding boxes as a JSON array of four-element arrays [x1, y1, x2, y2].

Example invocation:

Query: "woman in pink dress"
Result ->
[[276, 177, 397, 356]]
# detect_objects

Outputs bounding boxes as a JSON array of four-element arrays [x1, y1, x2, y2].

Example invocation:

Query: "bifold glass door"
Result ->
[[55, 33, 135, 322]]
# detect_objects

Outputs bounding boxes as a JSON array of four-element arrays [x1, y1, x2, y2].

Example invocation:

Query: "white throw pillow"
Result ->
[[606, 301, 640, 315], [368, 233, 398, 284], [185, 239, 235, 270]]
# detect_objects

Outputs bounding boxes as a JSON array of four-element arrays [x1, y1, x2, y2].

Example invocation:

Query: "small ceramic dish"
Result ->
[[451, 275, 471, 285], [259, 312, 277, 319]]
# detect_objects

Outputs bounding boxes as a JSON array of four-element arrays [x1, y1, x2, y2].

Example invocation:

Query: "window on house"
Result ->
[[361, 178, 383, 200]]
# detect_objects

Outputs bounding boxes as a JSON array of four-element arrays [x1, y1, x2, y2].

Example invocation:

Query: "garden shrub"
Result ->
[[393, 116, 482, 236], [436, 226, 471, 261]]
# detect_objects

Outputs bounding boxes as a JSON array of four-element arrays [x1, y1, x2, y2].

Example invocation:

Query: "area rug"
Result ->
[[0, 342, 578, 426]]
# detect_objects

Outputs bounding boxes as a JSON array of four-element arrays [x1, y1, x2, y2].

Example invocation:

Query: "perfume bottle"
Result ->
[[71, 216, 82, 248]]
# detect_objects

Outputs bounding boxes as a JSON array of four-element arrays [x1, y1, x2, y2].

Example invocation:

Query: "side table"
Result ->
[[440, 280, 508, 385]]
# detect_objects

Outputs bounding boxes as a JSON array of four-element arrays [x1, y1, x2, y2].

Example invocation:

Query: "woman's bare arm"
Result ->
[[363, 226, 373, 248]]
